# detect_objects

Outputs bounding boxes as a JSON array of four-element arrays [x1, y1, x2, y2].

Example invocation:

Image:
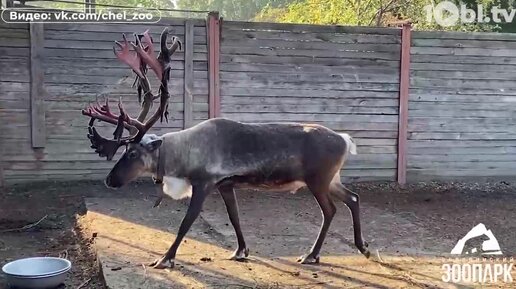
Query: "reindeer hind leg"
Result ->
[[298, 176, 336, 264], [329, 176, 370, 258]]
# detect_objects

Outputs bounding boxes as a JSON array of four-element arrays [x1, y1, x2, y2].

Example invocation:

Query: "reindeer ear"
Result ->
[[141, 134, 162, 152], [144, 139, 162, 152]]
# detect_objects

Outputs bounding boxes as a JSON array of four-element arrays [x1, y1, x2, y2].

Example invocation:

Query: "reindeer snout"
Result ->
[[105, 174, 122, 188]]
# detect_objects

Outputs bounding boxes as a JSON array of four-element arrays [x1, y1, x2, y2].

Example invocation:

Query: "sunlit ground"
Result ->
[[81, 194, 511, 289]]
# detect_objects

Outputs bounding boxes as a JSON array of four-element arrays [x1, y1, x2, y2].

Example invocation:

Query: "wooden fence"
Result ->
[[1, 18, 210, 184], [219, 22, 402, 182], [408, 31, 516, 181], [1, 17, 515, 186]]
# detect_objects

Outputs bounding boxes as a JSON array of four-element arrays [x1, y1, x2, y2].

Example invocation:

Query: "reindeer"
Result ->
[[82, 28, 370, 269]]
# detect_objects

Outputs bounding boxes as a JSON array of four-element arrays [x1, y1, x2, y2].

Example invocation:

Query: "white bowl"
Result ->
[[2, 257, 71, 288]]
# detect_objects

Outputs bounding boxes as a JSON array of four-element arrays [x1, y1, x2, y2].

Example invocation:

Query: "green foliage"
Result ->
[[257, 0, 504, 32], [95, 0, 173, 9], [30, 0, 174, 10], [176, 0, 292, 20], [29, 0, 516, 32]]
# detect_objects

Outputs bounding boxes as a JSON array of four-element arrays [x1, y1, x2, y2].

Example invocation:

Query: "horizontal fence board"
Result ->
[[44, 39, 205, 52], [222, 80, 400, 91], [221, 113, 398, 123], [410, 93, 516, 103], [0, 37, 29, 47], [409, 132, 516, 140], [220, 71, 399, 83], [222, 54, 400, 67], [221, 104, 398, 115], [410, 88, 516, 97], [407, 170, 516, 181], [222, 30, 401, 44], [341, 169, 397, 181], [222, 47, 400, 60], [411, 62, 516, 72], [45, 19, 206, 33], [409, 140, 516, 148], [221, 96, 398, 107], [224, 21, 401, 35], [221, 88, 398, 98], [412, 46, 516, 57], [408, 124, 515, 133], [409, 109, 516, 118], [412, 38, 516, 49], [411, 54, 516, 65], [41, 58, 207, 71], [413, 30, 516, 41], [42, 48, 208, 61], [409, 98, 516, 110], [408, 145, 516, 154], [0, 28, 29, 39], [0, 47, 30, 57], [44, 30, 206, 45], [410, 77, 516, 89], [0, 22, 29, 29], [221, 62, 398, 74], [222, 39, 401, 52], [411, 70, 516, 81]]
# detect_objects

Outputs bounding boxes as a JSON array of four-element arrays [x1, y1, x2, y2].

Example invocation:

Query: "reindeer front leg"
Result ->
[[150, 182, 213, 269], [218, 184, 249, 261]]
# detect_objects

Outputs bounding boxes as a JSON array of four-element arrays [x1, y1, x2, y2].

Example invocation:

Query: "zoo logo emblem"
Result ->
[[451, 223, 502, 256], [441, 223, 513, 284]]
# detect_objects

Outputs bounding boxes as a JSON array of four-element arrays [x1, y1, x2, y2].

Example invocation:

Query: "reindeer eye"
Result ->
[[127, 150, 139, 159]]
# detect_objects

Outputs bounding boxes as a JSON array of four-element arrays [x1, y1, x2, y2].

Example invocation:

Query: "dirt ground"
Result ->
[[1, 180, 515, 288]]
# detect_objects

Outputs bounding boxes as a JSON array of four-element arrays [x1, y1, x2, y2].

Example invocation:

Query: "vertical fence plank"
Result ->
[[85, 0, 96, 13], [30, 22, 46, 148], [183, 20, 194, 129], [207, 12, 221, 118], [0, 146, 4, 187], [397, 24, 412, 185]]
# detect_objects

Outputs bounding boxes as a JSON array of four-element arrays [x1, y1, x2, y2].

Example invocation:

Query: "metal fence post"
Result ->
[[207, 11, 221, 118], [397, 23, 412, 185]]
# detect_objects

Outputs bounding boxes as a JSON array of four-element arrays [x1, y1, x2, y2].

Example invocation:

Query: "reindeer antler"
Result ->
[[82, 28, 182, 160]]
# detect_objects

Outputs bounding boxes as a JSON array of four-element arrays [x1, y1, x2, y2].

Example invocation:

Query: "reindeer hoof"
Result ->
[[149, 256, 174, 269], [229, 247, 249, 261], [297, 254, 320, 264], [358, 241, 370, 259]]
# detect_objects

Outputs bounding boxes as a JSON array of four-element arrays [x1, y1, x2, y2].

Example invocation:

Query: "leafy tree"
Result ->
[[29, 0, 174, 11], [256, 0, 501, 31], [176, 0, 292, 20]]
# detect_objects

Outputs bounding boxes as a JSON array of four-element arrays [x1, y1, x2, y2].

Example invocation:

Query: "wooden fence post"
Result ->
[[397, 23, 412, 185], [207, 11, 221, 118], [183, 20, 194, 129], [30, 22, 46, 148]]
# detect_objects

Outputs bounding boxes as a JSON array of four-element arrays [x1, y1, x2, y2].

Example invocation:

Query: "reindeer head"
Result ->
[[82, 28, 182, 188], [105, 134, 163, 188]]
